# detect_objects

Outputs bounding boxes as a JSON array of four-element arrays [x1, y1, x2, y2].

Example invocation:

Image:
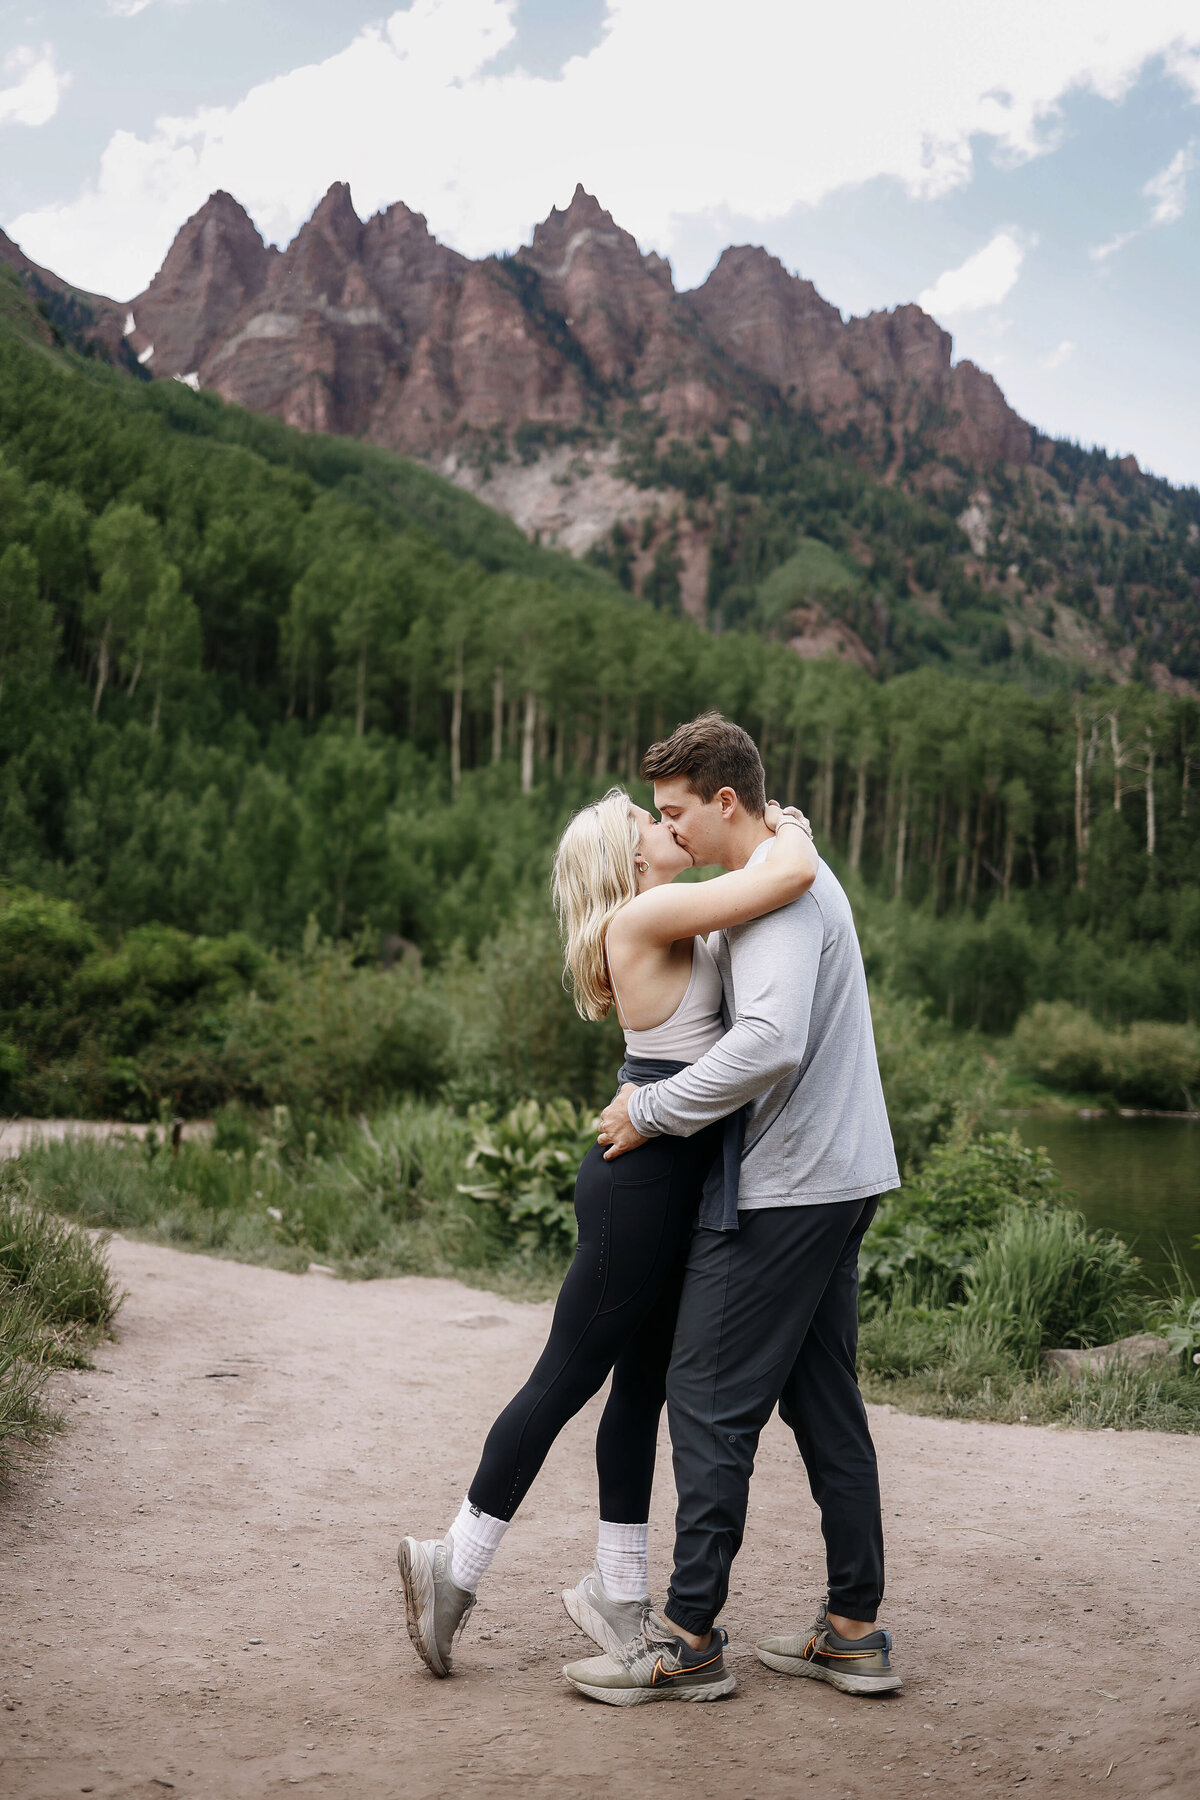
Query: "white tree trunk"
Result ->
[[92, 628, 110, 718], [355, 653, 367, 737], [1109, 712, 1125, 810], [1074, 707, 1091, 890], [593, 693, 610, 782], [849, 757, 868, 875], [893, 770, 909, 897], [521, 688, 537, 795], [491, 664, 504, 764], [450, 637, 463, 798], [820, 729, 835, 839]]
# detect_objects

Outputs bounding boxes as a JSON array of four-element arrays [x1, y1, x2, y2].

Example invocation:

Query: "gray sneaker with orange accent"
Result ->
[[563, 1610, 736, 1706], [756, 1600, 901, 1695]]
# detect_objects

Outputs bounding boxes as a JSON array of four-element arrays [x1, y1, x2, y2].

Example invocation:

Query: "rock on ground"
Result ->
[[2, 1235, 1198, 1799], [1043, 1334, 1175, 1380]]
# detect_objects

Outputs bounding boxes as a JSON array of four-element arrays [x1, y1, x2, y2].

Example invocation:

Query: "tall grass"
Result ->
[[11, 1101, 573, 1296], [9, 1100, 1199, 1437], [0, 1288, 55, 1472], [962, 1204, 1143, 1368], [0, 1186, 121, 1475], [857, 1126, 1200, 1433]]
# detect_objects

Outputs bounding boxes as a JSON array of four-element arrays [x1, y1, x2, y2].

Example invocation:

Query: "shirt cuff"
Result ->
[[626, 1085, 663, 1138]]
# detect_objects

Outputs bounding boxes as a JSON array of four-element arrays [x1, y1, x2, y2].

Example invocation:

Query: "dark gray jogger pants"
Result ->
[[663, 1196, 883, 1636]]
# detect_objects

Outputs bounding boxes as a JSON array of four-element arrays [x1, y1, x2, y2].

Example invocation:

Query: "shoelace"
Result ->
[[614, 1609, 669, 1671], [454, 1593, 477, 1641]]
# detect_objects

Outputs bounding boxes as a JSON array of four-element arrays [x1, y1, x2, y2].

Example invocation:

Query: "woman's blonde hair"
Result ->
[[552, 786, 640, 1021]]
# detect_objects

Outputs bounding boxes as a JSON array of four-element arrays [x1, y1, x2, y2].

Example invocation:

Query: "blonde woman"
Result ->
[[398, 782, 817, 1679]]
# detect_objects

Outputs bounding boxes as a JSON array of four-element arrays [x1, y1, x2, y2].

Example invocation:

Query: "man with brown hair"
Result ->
[[562, 712, 901, 1706]]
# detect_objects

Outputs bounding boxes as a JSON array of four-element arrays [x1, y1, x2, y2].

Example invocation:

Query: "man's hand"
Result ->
[[597, 1084, 648, 1161]]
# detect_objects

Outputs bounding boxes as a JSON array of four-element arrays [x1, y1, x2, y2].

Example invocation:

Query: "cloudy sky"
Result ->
[[3, 0, 1199, 487]]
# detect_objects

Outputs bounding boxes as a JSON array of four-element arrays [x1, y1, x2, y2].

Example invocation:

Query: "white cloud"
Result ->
[[107, 2, 199, 16], [918, 232, 1027, 320], [10, 0, 1200, 298], [1092, 140, 1196, 259], [1091, 228, 1137, 263], [1144, 141, 1196, 224], [1041, 339, 1076, 370], [0, 44, 67, 128]]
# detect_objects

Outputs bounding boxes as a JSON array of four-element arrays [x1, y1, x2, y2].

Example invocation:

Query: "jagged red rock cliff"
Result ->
[[112, 182, 1032, 474]]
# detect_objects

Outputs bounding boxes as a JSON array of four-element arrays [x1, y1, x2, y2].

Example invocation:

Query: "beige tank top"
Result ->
[[607, 932, 725, 1063]]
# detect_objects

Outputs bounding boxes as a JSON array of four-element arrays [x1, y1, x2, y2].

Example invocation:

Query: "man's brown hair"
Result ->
[[640, 712, 766, 815]]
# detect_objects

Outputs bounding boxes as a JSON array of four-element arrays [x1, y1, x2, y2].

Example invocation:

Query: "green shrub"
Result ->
[[1154, 1292, 1200, 1366], [1116, 1021, 1200, 1110], [868, 990, 999, 1173], [892, 1125, 1064, 1234], [858, 1220, 972, 1311], [861, 1127, 1063, 1311], [1011, 1000, 1112, 1094], [867, 897, 1041, 1033], [0, 885, 99, 1017], [1012, 1000, 1200, 1109], [458, 1097, 598, 1252], [441, 913, 623, 1112], [219, 934, 452, 1115]]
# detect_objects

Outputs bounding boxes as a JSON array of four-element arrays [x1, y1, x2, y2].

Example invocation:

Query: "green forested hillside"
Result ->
[[607, 412, 1200, 682], [1, 268, 1199, 1122]]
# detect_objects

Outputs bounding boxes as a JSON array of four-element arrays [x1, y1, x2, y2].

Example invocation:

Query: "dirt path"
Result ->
[[0, 1121, 213, 1158], [3, 1237, 1198, 1800]]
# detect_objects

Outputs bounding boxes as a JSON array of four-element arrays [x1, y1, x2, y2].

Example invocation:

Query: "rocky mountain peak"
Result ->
[[127, 188, 274, 376], [103, 178, 1040, 502], [149, 191, 271, 294], [306, 182, 362, 248], [281, 183, 363, 294], [521, 185, 666, 288]]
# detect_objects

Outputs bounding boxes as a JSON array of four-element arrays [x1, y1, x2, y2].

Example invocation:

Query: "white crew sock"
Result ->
[[447, 1498, 509, 1592], [596, 1520, 650, 1601]]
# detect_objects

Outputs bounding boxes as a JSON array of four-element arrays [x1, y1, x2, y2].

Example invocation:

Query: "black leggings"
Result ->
[[467, 1124, 721, 1523]]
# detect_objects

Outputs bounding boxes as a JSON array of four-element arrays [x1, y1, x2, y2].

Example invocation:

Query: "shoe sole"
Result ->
[[397, 1538, 450, 1678], [561, 1586, 629, 1658], [564, 1670, 737, 1706], [755, 1647, 901, 1695]]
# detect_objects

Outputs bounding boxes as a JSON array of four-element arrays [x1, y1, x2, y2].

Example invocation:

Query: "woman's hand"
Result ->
[[765, 800, 814, 838]]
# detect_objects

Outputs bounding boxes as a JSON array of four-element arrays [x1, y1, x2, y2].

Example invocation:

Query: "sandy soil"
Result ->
[[2, 1235, 1199, 1800]]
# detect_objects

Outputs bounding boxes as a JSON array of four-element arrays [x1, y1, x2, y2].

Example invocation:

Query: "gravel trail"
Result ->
[[2, 1235, 1198, 1798]]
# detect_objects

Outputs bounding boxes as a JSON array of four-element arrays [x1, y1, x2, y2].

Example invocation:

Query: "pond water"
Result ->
[[1015, 1114, 1200, 1287]]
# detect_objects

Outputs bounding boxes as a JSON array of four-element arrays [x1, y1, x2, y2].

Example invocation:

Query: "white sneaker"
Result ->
[[397, 1536, 475, 1677], [561, 1562, 651, 1657]]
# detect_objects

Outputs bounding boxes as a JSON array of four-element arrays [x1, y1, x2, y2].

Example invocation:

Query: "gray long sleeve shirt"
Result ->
[[626, 849, 899, 1211]]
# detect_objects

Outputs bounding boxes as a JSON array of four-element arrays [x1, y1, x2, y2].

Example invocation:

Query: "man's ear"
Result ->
[[716, 786, 739, 820]]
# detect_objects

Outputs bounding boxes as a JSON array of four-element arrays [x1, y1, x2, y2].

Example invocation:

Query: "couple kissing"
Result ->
[[398, 710, 901, 1705]]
